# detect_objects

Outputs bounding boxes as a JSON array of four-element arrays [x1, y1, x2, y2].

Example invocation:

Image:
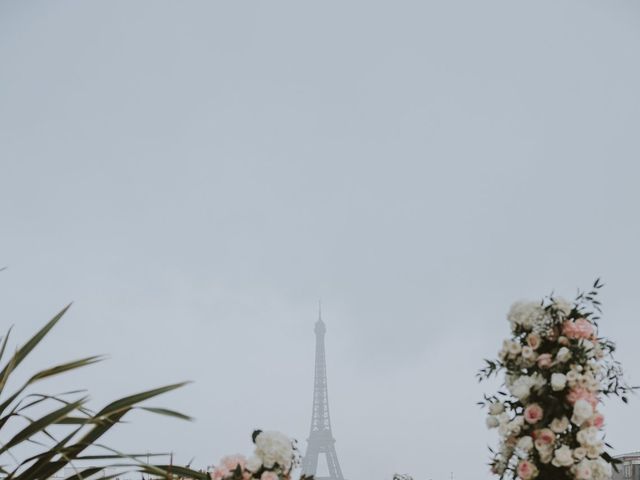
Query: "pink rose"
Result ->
[[533, 428, 556, 448], [221, 455, 246, 471], [536, 353, 553, 369], [562, 318, 596, 340], [524, 403, 544, 424], [261, 473, 278, 480], [211, 467, 229, 480], [589, 412, 605, 429], [575, 461, 592, 479], [517, 460, 538, 480], [527, 333, 541, 350], [566, 388, 599, 409]]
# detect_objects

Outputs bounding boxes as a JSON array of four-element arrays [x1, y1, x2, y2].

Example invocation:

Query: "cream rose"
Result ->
[[551, 373, 567, 392], [556, 347, 572, 363], [517, 436, 534, 452], [550, 416, 569, 433], [552, 445, 574, 467], [572, 399, 594, 426]]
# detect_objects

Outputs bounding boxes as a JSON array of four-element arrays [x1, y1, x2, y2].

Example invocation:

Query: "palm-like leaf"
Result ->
[[0, 304, 198, 480]]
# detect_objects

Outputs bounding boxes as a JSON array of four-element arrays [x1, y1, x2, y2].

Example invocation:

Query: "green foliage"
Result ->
[[0, 304, 206, 480]]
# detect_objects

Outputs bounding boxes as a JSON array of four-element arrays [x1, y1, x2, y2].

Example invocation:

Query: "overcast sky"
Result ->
[[2, 1, 640, 479]]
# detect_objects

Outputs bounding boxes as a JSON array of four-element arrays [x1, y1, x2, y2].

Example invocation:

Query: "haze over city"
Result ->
[[2, 2, 640, 479]]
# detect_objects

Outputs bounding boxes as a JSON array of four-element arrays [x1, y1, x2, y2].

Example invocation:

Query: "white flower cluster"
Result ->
[[210, 430, 300, 480], [253, 431, 296, 472], [483, 295, 617, 480], [507, 301, 547, 332]]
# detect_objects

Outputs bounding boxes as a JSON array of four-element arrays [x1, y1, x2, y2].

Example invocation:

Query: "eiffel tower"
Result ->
[[301, 306, 345, 480]]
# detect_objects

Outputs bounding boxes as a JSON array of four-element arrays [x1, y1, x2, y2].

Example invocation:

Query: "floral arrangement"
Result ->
[[210, 430, 312, 480], [478, 280, 635, 480]]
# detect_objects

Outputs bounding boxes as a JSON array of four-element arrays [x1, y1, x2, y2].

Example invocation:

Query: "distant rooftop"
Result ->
[[615, 452, 640, 460]]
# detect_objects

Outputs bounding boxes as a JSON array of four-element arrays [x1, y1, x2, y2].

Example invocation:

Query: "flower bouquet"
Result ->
[[479, 280, 635, 480], [210, 430, 312, 480]]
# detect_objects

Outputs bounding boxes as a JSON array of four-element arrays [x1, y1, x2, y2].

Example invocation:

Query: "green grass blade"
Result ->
[[0, 357, 101, 418], [0, 397, 86, 455], [52, 408, 131, 467], [95, 382, 189, 418], [145, 464, 210, 480], [9, 427, 81, 479], [0, 304, 71, 396], [138, 407, 193, 421], [61, 466, 105, 480], [0, 327, 13, 367], [29, 356, 104, 382]]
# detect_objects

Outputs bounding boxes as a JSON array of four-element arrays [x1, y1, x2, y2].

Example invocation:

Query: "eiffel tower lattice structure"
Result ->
[[301, 307, 345, 480]]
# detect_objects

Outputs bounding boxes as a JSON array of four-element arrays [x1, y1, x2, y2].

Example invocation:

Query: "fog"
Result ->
[[1, 1, 640, 479]]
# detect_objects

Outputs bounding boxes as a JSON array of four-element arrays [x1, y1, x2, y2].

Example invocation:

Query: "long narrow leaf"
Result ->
[[95, 382, 190, 418], [61, 466, 104, 480], [0, 357, 101, 419], [30, 356, 104, 382], [74, 453, 171, 460], [10, 427, 81, 477], [0, 327, 13, 367], [0, 397, 86, 455], [0, 304, 71, 397], [146, 464, 210, 480], [35, 408, 132, 478], [138, 407, 193, 421]]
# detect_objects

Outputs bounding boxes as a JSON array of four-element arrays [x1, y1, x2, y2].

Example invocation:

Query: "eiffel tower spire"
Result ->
[[301, 304, 345, 480]]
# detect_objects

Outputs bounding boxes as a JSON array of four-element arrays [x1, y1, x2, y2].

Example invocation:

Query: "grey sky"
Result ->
[[2, 1, 640, 479]]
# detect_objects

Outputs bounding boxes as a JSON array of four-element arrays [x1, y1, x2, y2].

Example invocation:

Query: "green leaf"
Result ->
[[30, 356, 104, 382], [61, 466, 104, 480], [0, 356, 103, 419], [138, 407, 193, 421], [0, 327, 13, 367], [144, 464, 209, 480], [0, 397, 86, 455], [95, 382, 190, 418], [0, 304, 71, 397]]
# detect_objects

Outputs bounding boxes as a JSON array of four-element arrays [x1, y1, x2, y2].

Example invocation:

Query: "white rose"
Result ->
[[517, 436, 534, 452], [254, 430, 294, 471], [550, 416, 569, 433], [573, 447, 587, 460], [574, 460, 592, 480], [586, 377, 599, 392], [246, 455, 262, 472], [538, 446, 553, 464], [552, 445, 574, 467], [572, 400, 594, 426], [508, 419, 523, 436], [566, 369, 579, 387], [556, 347, 572, 363], [509, 377, 532, 401], [591, 458, 612, 480], [554, 297, 573, 316], [508, 301, 544, 331], [521, 346, 536, 362], [508, 341, 522, 356], [586, 443, 603, 459], [530, 372, 547, 393], [486, 416, 499, 429], [551, 373, 567, 392], [580, 340, 595, 357], [497, 412, 510, 424], [577, 426, 600, 447], [489, 402, 505, 415]]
